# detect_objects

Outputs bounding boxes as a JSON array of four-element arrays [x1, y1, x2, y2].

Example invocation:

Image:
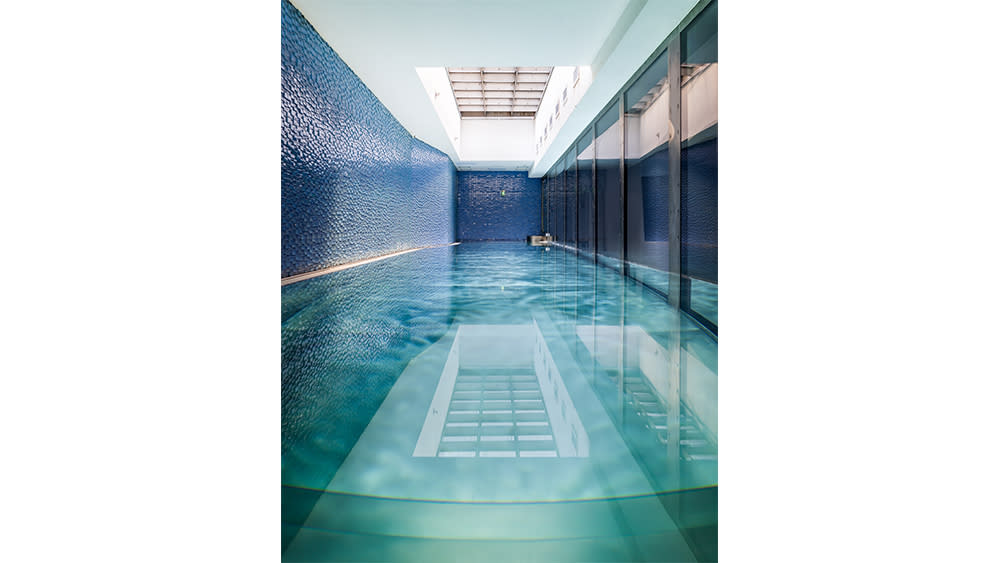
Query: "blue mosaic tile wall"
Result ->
[[282, 0, 455, 278], [456, 171, 541, 241]]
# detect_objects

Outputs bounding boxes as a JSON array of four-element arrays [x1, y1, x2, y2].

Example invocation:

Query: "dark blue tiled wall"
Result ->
[[281, 0, 455, 278], [550, 172, 565, 243], [456, 171, 541, 241], [681, 139, 718, 283], [565, 165, 577, 245], [577, 158, 594, 251], [624, 146, 671, 273], [638, 148, 670, 242]]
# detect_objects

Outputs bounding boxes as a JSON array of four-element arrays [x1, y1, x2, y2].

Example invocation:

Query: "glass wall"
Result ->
[[680, 0, 718, 329], [537, 3, 718, 558], [564, 149, 577, 247], [542, 0, 717, 335], [550, 158, 565, 243], [624, 48, 671, 295]]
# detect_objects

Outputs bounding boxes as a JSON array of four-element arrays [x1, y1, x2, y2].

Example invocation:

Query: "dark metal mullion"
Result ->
[[687, 307, 718, 338], [592, 124, 598, 264], [540, 177, 546, 235], [562, 164, 569, 244], [664, 38, 687, 495], [575, 152, 580, 247], [479, 68, 485, 114], [617, 92, 627, 423], [667, 37, 683, 309], [619, 91, 627, 275]]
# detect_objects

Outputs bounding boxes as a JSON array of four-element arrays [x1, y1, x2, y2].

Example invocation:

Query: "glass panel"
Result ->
[[681, 0, 718, 328], [576, 128, 595, 253], [624, 48, 672, 297], [682, 0, 718, 65], [620, 273, 718, 562], [564, 150, 577, 246], [545, 174, 554, 238], [551, 159, 565, 243], [540, 175, 548, 236], [594, 101, 623, 269]]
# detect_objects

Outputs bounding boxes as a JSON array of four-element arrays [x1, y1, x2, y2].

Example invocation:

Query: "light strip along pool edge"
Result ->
[[281, 242, 461, 286]]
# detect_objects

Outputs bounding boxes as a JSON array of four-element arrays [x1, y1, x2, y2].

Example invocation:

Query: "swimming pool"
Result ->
[[282, 242, 718, 561]]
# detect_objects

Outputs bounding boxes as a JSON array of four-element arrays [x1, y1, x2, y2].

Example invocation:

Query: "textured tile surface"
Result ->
[[281, 0, 455, 278], [637, 148, 670, 242], [625, 147, 671, 272], [456, 172, 541, 241], [595, 161, 623, 259], [681, 139, 717, 283]]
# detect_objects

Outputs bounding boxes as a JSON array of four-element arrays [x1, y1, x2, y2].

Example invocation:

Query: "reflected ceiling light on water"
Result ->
[[414, 323, 589, 458]]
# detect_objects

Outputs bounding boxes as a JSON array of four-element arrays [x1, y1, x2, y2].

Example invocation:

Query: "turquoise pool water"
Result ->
[[282, 242, 718, 561]]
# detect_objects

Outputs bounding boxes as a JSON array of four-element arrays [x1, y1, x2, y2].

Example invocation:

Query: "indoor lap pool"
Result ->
[[281, 243, 717, 561], [281, 0, 718, 558]]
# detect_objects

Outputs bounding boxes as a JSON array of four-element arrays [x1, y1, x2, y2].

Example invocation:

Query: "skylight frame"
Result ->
[[447, 66, 554, 118]]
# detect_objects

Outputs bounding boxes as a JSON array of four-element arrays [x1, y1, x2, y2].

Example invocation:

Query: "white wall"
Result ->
[[682, 63, 718, 142], [636, 85, 670, 156], [572, 63, 718, 162], [415, 67, 462, 158], [534, 66, 595, 161], [460, 118, 535, 162]]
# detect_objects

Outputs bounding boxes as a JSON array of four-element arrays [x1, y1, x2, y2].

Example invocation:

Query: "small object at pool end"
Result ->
[[527, 234, 553, 246]]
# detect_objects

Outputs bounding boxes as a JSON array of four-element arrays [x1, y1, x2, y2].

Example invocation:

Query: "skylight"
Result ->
[[448, 67, 553, 118]]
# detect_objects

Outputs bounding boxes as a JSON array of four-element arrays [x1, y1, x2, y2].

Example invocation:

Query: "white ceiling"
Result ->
[[290, 0, 700, 172]]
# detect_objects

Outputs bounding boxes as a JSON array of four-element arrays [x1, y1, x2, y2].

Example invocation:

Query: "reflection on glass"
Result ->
[[550, 159, 565, 243], [563, 151, 576, 246], [578, 324, 716, 455], [681, 0, 717, 328], [624, 48, 672, 295], [542, 174, 550, 236], [540, 176, 546, 234], [575, 127, 595, 253], [595, 102, 623, 267]]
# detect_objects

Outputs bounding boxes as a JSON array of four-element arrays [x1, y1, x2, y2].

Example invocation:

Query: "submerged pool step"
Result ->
[[285, 491, 696, 563]]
